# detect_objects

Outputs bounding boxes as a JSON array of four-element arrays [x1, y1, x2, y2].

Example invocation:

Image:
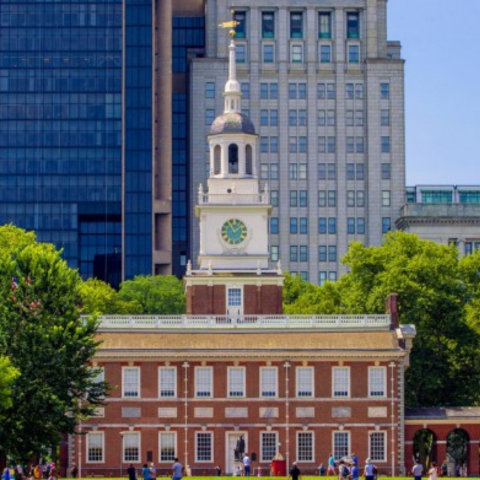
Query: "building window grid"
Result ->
[[318, 12, 332, 39], [263, 44, 275, 63], [123, 433, 140, 463], [241, 83, 250, 99], [382, 190, 391, 207], [87, 432, 104, 463], [195, 367, 213, 398], [271, 190, 279, 206], [122, 367, 140, 398], [332, 367, 350, 397], [380, 83, 390, 99], [159, 432, 176, 463], [299, 190, 308, 207], [369, 367, 386, 397], [270, 245, 279, 261], [320, 44, 332, 63], [290, 12, 303, 39], [159, 367, 176, 398], [328, 245, 337, 262], [261, 432, 278, 462], [290, 246, 298, 262], [195, 432, 213, 462], [205, 82, 215, 98], [333, 432, 350, 460], [262, 12, 275, 39], [319, 246, 327, 262], [228, 367, 246, 398], [297, 432, 314, 462], [296, 367, 314, 397], [299, 245, 308, 262], [348, 44, 360, 63], [260, 367, 278, 397], [369, 432, 387, 462]]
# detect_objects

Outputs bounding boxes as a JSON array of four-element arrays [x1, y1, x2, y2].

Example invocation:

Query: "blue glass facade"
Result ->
[[0, 0, 153, 285], [172, 16, 204, 277]]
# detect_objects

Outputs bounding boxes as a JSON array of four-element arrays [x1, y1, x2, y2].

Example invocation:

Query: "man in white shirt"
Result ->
[[243, 454, 251, 476], [412, 459, 423, 480]]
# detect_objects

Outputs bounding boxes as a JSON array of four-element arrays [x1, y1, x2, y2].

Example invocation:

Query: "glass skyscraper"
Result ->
[[0, 0, 152, 285]]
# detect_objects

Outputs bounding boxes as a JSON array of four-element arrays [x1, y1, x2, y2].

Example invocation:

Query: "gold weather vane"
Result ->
[[219, 5, 239, 37]]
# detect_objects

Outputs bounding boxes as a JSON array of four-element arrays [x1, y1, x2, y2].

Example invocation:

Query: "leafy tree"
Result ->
[[284, 231, 480, 407], [0, 356, 20, 415], [0, 225, 107, 461], [117, 275, 186, 314]]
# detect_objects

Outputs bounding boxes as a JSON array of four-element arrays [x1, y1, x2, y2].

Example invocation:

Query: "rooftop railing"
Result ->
[[198, 192, 269, 205]]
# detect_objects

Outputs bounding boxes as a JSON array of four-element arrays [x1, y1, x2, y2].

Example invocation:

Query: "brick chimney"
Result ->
[[385, 293, 399, 329]]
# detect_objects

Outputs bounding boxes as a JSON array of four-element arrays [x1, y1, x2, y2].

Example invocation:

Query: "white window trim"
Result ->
[[194, 366, 214, 399], [86, 432, 105, 464], [332, 366, 350, 398], [260, 431, 279, 462], [368, 366, 387, 399], [296, 366, 314, 398], [332, 430, 350, 461], [158, 366, 177, 399], [195, 431, 214, 463], [259, 366, 278, 398], [158, 431, 177, 463], [122, 432, 141, 463], [122, 366, 140, 399], [296, 431, 315, 462], [227, 366, 246, 398], [368, 431, 387, 463]]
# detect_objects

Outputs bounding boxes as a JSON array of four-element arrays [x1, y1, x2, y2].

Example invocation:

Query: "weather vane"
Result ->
[[218, 5, 239, 37]]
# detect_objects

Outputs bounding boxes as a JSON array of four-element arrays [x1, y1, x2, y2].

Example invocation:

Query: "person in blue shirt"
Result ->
[[351, 454, 358, 468], [142, 464, 151, 480], [327, 454, 335, 476], [363, 459, 376, 480], [349, 463, 359, 480]]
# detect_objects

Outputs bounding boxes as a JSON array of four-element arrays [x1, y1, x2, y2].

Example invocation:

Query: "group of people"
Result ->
[[2, 463, 58, 480], [127, 458, 185, 480], [413, 458, 467, 480], [312, 453, 376, 480]]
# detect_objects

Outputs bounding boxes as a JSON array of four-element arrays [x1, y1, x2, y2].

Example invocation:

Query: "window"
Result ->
[[317, 83, 326, 99], [333, 432, 350, 460], [382, 190, 391, 207], [318, 191, 326, 207], [382, 217, 391, 234], [299, 137, 307, 153], [263, 44, 275, 63], [290, 12, 303, 38], [357, 218, 365, 234], [346, 83, 354, 99], [319, 245, 327, 262], [319, 12, 332, 38], [234, 12, 246, 38], [270, 163, 279, 179], [356, 137, 365, 154], [289, 137, 298, 153], [318, 164, 326, 180], [271, 190, 279, 206], [348, 45, 360, 63], [289, 110, 297, 126], [300, 245, 308, 262], [299, 190, 308, 207], [236, 44, 246, 63], [329, 271, 337, 282], [159, 367, 176, 398], [260, 164, 269, 179], [346, 110, 354, 127], [318, 218, 327, 235], [270, 137, 278, 153], [270, 83, 278, 99], [380, 83, 390, 99], [318, 137, 326, 153], [356, 163, 365, 180], [300, 218, 308, 234], [381, 136, 391, 153], [298, 110, 307, 126], [320, 44, 331, 63], [290, 246, 298, 262], [328, 218, 336, 234], [241, 83, 250, 99], [123, 367, 140, 398], [355, 84, 364, 99], [347, 12, 360, 39], [159, 432, 176, 462], [328, 246, 337, 262], [327, 84, 336, 99], [271, 245, 279, 261], [291, 44, 303, 63], [290, 218, 298, 234], [347, 191, 355, 207], [332, 367, 350, 397], [196, 432, 213, 462], [356, 110, 364, 126], [369, 432, 386, 462], [87, 432, 104, 463], [290, 191, 298, 207], [261, 432, 278, 462], [270, 217, 279, 234], [327, 110, 335, 126], [298, 83, 307, 99], [228, 367, 246, 397], [346, 137, 355, 154], [369, 367, 386, 397], [381, 109, 390, 126], [260, 137, 269, 153], [327, 164, 336, 180], [260, 110, 269, 126], [328, 190, 336, 207], [205, 109, 215, 125], [262, 12, 275, 38], [123, 433, 140, 463], [195, 367, 213, 398], [260, 367, 278, 397], [318, 110, 326, 127], [347, 218, 355, 235], [260, 83, 269, 99], [205, 82, 215, 98], [381, 163, 391, 180], [296, 367, 313, 397], [347, 163, 355, 180], [319, 271, 327, 285], [289, 163, 298, 180], [327, 137, 336, 153], [297, 432, 314, 462], [270, 110, 278, 126]]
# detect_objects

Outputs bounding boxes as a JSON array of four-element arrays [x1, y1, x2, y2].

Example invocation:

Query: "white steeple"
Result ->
[[223, 39, 242, 113]]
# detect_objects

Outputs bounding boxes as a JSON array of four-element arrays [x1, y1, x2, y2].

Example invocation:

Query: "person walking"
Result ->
[[429, 462, 438, 480], [363, 459, 375, 480], [327, 454, 336, 476], [127, 464, 137, 480], [243, 454, 251, 477], [172, 458, 184, 480], [349, 462, 358, 480], [289, 462, 301, 480], [412, 459, 423, 480]]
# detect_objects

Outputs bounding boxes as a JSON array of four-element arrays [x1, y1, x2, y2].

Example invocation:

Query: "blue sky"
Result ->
[[388, 0, 480, 185]]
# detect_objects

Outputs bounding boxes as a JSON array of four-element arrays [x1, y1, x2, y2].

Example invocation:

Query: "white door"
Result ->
[[226, 432, 248, 474], [227, 287, 243, 317]]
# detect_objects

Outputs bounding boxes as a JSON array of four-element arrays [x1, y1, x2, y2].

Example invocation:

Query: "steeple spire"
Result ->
[[223, 39, 241, 113]]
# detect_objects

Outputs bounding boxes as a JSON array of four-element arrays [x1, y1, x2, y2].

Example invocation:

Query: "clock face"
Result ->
[[221, 219, 248, 245]]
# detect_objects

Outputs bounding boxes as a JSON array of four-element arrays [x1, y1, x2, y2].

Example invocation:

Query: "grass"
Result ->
[[75, 477, 480, 480]]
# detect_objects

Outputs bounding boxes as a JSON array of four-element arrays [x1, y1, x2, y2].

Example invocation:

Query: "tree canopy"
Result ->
[[284, 231, 480, 407], [0, 225, 107, 460]]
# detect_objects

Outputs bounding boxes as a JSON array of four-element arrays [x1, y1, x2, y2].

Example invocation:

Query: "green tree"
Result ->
[[0, 356, 20, 415], [117, 275, 186, 314], [285, 231, 480, 407], [0, 226, 107, 461]]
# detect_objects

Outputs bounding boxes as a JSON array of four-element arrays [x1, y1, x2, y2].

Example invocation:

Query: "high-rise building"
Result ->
[[190, 0, 406, 283]]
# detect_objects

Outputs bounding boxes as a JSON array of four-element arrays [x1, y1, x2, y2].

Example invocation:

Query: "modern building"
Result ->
[[190, 0, 405, 283], [397, 185, 480, 255]]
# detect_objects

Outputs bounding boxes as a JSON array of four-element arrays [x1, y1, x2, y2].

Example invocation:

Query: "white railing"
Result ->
[[199, 193, 269, 205], [95, 314, 391, 330]]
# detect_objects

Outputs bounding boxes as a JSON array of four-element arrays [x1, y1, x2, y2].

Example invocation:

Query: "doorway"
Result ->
[[225, 431, 248, 474]]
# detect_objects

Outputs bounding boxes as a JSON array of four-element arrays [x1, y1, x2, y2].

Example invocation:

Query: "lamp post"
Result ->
[[283, 361, 291, 472]]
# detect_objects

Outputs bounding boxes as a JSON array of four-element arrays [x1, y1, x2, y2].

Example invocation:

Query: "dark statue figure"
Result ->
[[234, 435, 245, 461]]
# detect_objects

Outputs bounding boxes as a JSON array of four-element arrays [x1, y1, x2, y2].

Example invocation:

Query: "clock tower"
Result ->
[[185, 37, 284, 316]]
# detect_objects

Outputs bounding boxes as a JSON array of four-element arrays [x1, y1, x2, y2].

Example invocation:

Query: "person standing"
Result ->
[[289, 462, 301, 480], [412, 459, 423, 480], [127, 464, 137, 480], [243, 454, 251, 477], [349, 463, 358, 480], [429, 462, 438, 480], [172, 458, 184, 480], [327, 454, 336, 476], [363, 459, 375, 480], [142, 464, 150, 480]]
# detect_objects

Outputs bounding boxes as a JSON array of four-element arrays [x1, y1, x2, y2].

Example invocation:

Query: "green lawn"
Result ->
[[75, 477, 480, 480]]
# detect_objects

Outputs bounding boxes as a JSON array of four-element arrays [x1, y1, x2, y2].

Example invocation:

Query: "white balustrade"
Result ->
[[198, 193, 269, 205]]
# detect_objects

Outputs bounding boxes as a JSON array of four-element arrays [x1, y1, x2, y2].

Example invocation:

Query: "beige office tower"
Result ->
[[190, 0, 405, 283]]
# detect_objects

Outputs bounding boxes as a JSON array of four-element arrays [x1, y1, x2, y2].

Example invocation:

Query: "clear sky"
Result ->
[[388, 0, 480, 185]]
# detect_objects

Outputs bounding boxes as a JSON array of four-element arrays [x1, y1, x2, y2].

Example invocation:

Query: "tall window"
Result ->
[[381, 136, 391, 153], [234, 12, 246, 38], [228, 367, 246, 397], [291, 45, 303, 63], [214, 145, 221, 175], [246, 145, 253, 175], [87, 432, 104, 463], [332, 367, 350, 397], [196, 432, 213, 462], [123, 433, 140, 463], [381, 163, 391, 180], [122, 367, 140, 398], [270, 218, 279, 234], [382, 217, 391, 234], [296, 367, 313, 397], [195, 367, 213, 398], [263, 44, 274, 63], [380, 83, 390, 99], [205, 82, 215, 98], [270, 245, 279, 261], [333, 432, 350, 460], [369, 367, 386, 397], [347, 12, 360, 39], [260, 367, 278, 397], [229, 144, 239, 173], [319, 13, 332, 38], [328, 218, 336, 234], [381, 109, 390, 126], [320, 44, 331, 63], [261, 432, 278, 462], [159, 432, 176, 462], [290, 12, 303, 38], [241, 83, 250, 99], [159, 367, 176, 398], [382, 190, 391, 207], [297, 432, 314, 462], [236, 44, 246, 63], [348, 45, 360, 63], [262, 12, 275, 38], [369, 432, 386, 462], [290, 246, 298, 262]]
